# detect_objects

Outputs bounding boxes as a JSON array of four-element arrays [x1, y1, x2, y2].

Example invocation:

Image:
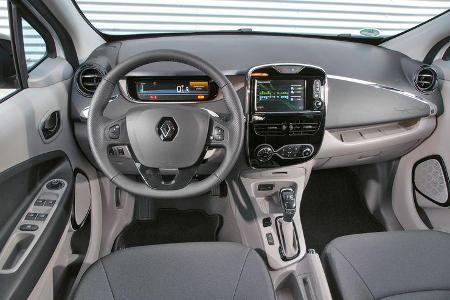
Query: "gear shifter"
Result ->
[[280, 188, 296, 222], [277, 187, 299, 260]]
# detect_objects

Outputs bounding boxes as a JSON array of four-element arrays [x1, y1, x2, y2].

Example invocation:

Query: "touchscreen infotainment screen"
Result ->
[[255, 79, 306, 112]]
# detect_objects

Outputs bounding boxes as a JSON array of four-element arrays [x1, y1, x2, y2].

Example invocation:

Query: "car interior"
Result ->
[[0, 0, 450, 299]]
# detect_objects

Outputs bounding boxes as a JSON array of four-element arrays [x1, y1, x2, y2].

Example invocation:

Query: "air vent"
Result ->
[[254, 123, 286, 136], [414, 66, 437, 93], [289, 122, 320, 136], [76, 64, 106, 97]]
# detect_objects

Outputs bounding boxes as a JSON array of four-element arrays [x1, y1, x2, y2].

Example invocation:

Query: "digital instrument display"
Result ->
[[255, 79, 306, 112], [135, 79, 211, 102]]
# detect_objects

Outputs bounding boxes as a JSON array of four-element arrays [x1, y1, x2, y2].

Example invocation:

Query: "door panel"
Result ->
[[0, 2, 102, 298], [0, 151, 74, 299], [0, 57, 99, 299]]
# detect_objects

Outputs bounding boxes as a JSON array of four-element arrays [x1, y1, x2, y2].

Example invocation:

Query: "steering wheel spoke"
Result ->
[[135, 162, 199, 190], [207, 116, 231, 149], [102, 117, 129, 145], [99, 117, 133, 157]]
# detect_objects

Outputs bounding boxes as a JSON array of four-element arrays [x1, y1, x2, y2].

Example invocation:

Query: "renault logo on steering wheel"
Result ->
[[157, 117, 178, 141]]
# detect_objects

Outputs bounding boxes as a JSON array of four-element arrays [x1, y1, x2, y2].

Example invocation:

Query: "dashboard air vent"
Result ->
[[414, 66, 437, 93], [254, 123, 286, 136], [76, 64, 106, 97]]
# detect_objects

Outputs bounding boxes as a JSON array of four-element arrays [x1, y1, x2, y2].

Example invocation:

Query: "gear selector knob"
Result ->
[[280, 188, 296, 222]]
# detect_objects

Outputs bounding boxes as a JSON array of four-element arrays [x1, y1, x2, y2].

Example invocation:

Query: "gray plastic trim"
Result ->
[[328, 75, 438, 116]]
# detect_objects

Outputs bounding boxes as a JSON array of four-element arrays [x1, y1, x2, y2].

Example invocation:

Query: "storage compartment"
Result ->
[[276, 273, 318, 300], [0, 233, 35, 272], [315, 117, 436, 169]]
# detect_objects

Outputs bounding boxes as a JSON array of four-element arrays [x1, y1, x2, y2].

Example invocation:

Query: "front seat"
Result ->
[[322, 230, 450, 300], [73, 242, 276, 300]]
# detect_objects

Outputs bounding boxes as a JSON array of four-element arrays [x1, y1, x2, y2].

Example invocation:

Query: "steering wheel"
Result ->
[[87, 50, 244, 199]]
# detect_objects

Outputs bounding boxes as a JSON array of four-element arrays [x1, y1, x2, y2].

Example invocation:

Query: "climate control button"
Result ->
[[276, 144, 314, 159], [302, 147, 313, 157], [256, 145, 274, 162]]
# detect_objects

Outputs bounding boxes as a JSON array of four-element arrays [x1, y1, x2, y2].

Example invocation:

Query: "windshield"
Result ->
[[75, 0, 450, 38]]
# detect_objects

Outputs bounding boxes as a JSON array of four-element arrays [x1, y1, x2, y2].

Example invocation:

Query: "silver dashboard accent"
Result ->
[[201, 108, 219, 118], [80, 95, 119, 120], [328, 75, 438, 116]]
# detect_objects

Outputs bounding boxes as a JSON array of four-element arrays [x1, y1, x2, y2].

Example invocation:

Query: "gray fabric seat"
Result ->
[[322, 230, 450, 300], [73, 242, 276, 300]]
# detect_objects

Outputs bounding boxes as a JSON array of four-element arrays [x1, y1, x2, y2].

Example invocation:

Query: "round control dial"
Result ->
[[256, 145, 274, 162], [313, 100, 323, 110], [302, 147, 313, 157], [46, 179, 65, 190]]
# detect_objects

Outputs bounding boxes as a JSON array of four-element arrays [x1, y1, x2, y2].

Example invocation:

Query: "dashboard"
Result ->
[[70, 34, 442, 173]]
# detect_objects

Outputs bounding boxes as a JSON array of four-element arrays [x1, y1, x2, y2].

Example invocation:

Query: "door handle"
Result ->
[[40, 111, 61, 141]]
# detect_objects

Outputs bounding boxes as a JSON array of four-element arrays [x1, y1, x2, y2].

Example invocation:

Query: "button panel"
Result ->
[[257, 144, 314, 160], [213, 127, 224, 141], [0, 179, 67, 274], [109, 124, 120, 139], [108, 145, 132, 158]]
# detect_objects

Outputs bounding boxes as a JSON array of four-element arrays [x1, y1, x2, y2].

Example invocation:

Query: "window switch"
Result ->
[[36, 213, 48, 221], [25, 213, 37, 220], [44, 200, 56, 207], [20, 224, 39, 231], [34, 199, 45, 206]]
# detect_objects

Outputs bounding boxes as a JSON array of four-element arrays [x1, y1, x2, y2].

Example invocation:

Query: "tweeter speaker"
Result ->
[[413, 155, 450, 207]]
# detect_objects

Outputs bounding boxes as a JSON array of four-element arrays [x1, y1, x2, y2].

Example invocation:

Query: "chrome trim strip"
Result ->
[[80, 96, 118, 120], [328, 75, 437, 116]]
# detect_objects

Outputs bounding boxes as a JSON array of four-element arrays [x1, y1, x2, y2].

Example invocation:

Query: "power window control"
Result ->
[[25, 213, 38, 221], [44, 200, 56, 207], [20, 224, 39, 231], [36, 213, 48, 221], [34, 199, 46, 206]]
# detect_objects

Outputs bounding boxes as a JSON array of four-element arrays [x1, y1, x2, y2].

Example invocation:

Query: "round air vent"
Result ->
[[414, 66, 437, 93], [76, 64, 106, 97]]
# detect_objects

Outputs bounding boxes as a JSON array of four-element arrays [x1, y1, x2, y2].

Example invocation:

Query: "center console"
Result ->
[[246, 64, 327, 168], [239, 64, 332, 299]]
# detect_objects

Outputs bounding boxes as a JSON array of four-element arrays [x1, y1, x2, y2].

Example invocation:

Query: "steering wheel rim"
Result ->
[[87, 49, 244, 199]]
